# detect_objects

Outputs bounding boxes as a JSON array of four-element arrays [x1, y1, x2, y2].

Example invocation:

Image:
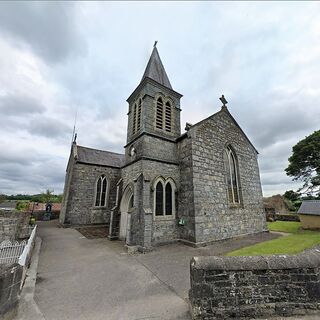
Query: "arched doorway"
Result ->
[[119, 185, 134, 240]]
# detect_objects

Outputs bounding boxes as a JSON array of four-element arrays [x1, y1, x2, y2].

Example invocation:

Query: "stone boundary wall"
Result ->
[[0, 263, 23, 320], [189, 247, 320, 319], [0, 210, 31, 241], [275, 213, 300, 222]]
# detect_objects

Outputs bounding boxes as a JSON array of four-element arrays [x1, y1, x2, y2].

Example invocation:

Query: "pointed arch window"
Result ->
[[224, 146, 240, 204], [155, 181, 164, 216], [95, 175, 108, 207], [165, 183, 172, 215], [154, 178, 176, 217]]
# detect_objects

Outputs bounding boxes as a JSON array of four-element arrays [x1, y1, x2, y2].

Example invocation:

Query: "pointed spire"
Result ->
[[141, 43, 172, 89]]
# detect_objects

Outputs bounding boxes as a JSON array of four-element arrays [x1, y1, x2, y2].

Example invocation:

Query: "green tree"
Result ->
[[16, 201, 30, 211], [285, 130, 320, 196], [0, 194, 6, 203], [283, 190, 301, 202], [41, 189, 54, 204]]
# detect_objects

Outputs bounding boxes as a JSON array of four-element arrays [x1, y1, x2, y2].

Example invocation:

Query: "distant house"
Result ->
[[298, 200, 320, 229], [28, 202, 61, 220], [28, 203, 61, 212], [0, 201, 17, 211], [263, 195, 290, 214]]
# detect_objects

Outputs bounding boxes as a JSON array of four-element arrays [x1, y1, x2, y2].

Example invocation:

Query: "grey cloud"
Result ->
[[28, 117, 72, 139], [246, 100, 319, 150], [0, 117, 21, 131], [0, 2, 86, 63], [0, 94, 45, 116], [0, 144, 46, 166], [0, 156, 66, 194], [261, 173, 293, 186], [0, 154, 34, 166]]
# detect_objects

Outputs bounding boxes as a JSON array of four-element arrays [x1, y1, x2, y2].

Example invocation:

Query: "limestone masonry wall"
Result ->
[[62, 163, 121, 225], [122, 159, 180, 246], [189, 110, 267, 244], [0, 263, 23, 320], [0, 210, 31, 241], [177, 134, 196, 243], [189, 248, 320, 319]]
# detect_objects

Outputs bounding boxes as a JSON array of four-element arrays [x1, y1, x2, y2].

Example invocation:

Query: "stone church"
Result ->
[[60, 45, 267, 249]]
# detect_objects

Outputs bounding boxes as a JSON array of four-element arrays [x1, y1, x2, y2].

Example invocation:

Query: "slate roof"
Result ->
[[141, 46, 172, 89], [76, 145, 125, 168], [298, 200, 320, 216]]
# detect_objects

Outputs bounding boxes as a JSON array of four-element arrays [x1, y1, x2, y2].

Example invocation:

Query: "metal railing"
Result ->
[[0, 240, 27, 265], [0, 225, 37, 265]]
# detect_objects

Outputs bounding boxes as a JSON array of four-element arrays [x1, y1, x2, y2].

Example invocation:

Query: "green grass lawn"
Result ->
[[226, 221, 320, 256], [267, 221, 301, 233]]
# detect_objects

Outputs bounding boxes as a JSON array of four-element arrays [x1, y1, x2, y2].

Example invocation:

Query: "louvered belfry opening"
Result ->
[[156, 98, 172, 132], [137, 98, 142, 131], [132, 99, 142, 135], [165, 102, 172, 132], [132, 103, 137, 134], [156, 97, 164, 129]]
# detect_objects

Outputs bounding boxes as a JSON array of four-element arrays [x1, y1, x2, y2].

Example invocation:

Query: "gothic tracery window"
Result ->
[[224, 146, 240, 204], [95, 175, 108, 207], [154, 178, 175, 216]]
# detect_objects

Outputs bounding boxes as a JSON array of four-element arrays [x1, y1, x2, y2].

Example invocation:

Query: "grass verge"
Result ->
[[226, 221, 320, 256], [267, 221, 300, 233]]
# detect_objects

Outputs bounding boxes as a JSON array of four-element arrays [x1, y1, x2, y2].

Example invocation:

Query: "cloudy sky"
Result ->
[[0, 2, 319, 196]]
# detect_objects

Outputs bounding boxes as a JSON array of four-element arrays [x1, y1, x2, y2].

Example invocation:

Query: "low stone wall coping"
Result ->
[[191, 247, 320, 271]]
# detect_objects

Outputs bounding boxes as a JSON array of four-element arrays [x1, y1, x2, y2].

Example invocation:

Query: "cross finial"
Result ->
[[219, 95, 228, 107], [153, 40, 158, 48]]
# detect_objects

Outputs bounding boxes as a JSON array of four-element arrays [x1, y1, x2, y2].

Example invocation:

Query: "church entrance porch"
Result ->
[[119, 185, 134, 241]]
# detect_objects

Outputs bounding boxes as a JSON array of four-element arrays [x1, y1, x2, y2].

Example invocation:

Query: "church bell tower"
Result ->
[[124, 44, 183, 164]]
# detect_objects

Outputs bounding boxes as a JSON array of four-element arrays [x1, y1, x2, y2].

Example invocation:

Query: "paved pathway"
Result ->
[[33, 221, 281, 320], [35, 221, 190, 320]]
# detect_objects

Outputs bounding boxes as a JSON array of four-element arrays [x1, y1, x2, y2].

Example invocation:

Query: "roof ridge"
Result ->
[[77, 145, 124, 157]]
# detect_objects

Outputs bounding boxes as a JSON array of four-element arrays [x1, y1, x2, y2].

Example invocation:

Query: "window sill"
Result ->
[[229, 203, 242, 209], [154, 215, 175, 221], [92, 206, 107, 210]]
